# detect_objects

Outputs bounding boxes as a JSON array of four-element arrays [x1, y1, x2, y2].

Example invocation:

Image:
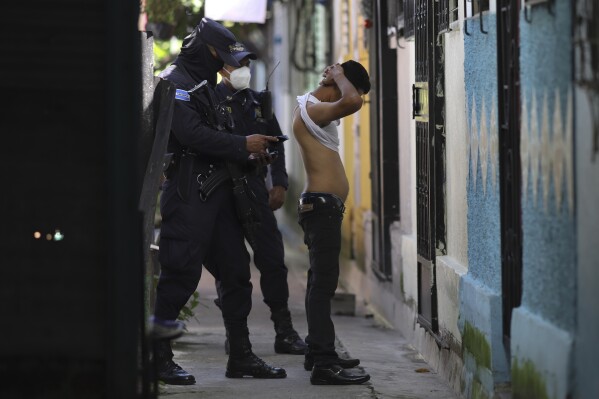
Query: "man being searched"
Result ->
[[154, 18, 285, 385], [292, 61, 371, 385], [209, 54, 307, 356]]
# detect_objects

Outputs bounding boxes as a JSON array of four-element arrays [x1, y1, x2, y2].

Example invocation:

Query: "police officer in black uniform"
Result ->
[[211, 55, 307, 355], [154, 18, 285, 385]]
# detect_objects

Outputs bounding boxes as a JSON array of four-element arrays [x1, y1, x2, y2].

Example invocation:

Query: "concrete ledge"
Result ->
[[437, 255, 468, 341], [511, 306, 573, 399], [459, 274, 510, 398]]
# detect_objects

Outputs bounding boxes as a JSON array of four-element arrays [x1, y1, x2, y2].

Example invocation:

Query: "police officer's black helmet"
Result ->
[[190, 18, 256, 67]]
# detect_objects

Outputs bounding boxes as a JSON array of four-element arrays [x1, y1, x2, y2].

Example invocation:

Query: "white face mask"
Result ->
[[225, 66, 251, 90]]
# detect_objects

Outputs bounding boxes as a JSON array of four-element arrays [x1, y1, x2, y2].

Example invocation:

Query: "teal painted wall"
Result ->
[[519, 0, 575, 333], [464, 15, 501, 292]]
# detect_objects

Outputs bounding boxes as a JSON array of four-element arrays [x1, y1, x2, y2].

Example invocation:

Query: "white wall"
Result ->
[[444, 25, 469, 268]]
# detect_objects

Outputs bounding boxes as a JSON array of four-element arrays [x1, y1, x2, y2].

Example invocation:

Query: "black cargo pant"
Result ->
[[211, 175, 289, 311], [155, 172, 252, 336], [297, 192, 345, 366]]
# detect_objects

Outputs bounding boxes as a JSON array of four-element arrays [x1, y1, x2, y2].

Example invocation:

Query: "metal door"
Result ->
[[413, 0, 446, 333], [497, 0, 522, 346]]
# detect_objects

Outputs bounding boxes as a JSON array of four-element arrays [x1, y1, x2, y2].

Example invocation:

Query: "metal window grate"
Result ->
[[415, 0, 434, 261], [437, 0, 450, 33], [414, 0, 446, 335], [415, 0, 428, 82], [449, 0, 459, 23], [404, 0, 415, 39], [416, 122, 434, 259]]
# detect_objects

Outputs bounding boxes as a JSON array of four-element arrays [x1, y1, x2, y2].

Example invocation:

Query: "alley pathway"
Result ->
[[158, 220, 459, 399]]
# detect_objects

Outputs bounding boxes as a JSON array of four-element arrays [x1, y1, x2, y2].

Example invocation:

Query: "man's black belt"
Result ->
[[298, 192, 345, 213]]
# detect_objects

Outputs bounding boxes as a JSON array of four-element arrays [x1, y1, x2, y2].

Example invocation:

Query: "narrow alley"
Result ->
[[158, 214, 458, 399], [2, 0, 599, 399]]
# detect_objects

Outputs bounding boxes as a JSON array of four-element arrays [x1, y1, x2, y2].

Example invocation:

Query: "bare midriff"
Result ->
[[292, 107, 349, 202]]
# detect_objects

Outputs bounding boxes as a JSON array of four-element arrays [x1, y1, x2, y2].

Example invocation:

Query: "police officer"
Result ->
[[154, 18, 285, 385], [210, 55, 307, 355]]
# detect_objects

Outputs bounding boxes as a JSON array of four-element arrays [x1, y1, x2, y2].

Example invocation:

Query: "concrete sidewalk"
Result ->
[[158, 220, 459, 399]]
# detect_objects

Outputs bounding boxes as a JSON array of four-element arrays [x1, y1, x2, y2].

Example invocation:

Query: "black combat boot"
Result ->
[[304, 355, 360, 371], [214, 298, 232, 355], [226, 333, 287, 378], [155, 340, 196, 385], [271, 307, 307, 355]]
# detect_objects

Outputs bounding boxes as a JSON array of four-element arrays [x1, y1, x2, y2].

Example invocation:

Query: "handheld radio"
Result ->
[[260, 61, 281, 120]]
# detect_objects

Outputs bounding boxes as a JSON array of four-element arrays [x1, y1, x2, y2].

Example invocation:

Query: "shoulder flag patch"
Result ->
[[175, 89, 190, 101]]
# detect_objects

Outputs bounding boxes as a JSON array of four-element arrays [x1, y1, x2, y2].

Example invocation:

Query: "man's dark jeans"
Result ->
[[297, 192, 345, 366]]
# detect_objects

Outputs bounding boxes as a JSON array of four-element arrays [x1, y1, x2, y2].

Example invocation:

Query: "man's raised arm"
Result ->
[[306, 64, 364, 126]]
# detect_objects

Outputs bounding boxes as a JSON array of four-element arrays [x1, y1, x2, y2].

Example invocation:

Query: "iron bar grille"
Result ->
[[434, 33, 447, 255], [417, 258, 435, 330], [404, 0, 416, 39], [415, 0, 433, 260], [416, 123, 434, 259], [497, 0, 523, 342], [437, 0, 450, 33], [415, 0, 428, 82], [415, 0, 444, 335], [449, 0, 459, 23]]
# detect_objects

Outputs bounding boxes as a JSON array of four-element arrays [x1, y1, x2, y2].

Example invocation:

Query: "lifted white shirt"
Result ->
[[296, 92, 341, 153]]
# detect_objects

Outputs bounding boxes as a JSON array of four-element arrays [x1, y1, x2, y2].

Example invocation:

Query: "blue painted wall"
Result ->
[[464, 14, 501, 292], [460, 14, 512, 394], [519, 0, 575, 333]]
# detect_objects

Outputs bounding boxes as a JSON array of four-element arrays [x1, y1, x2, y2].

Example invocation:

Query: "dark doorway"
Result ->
[[497, 0, 523, 347], [369, 0, 400, 280]]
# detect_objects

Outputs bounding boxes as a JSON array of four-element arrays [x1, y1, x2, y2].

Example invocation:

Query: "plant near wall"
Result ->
[[146, 0, 180, 26], [152, 261, 200, 322], [179, 291, 200, 322], [153, 37, 182, 74], [145, 0, 204, 40], [144, 0, 203, 73]]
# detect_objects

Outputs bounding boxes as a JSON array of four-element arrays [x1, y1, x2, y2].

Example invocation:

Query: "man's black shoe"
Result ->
[[304, 356, 360, 371], [310, 364, 370, 385], [157, 359, 196, 385], [274, 331, 307, 355], [226, 352, 287, 379]]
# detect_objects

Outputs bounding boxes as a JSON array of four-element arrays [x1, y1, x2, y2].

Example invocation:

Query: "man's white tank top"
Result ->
[[296, 92, 340, 152]]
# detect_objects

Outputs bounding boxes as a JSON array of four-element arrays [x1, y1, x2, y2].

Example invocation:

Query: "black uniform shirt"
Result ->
[[215, 83, 288, 189], [160, 64, 249, 166]]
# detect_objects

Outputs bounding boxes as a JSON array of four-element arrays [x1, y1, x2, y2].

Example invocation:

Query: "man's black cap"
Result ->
[[197, 18, 257, 67]]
